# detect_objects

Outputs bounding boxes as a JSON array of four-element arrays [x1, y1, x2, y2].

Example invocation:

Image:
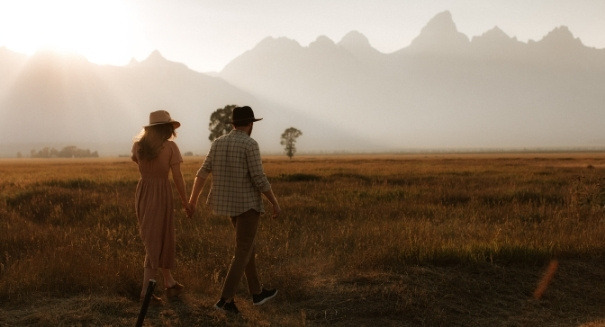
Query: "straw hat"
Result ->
[[145, 110, 180, 129]]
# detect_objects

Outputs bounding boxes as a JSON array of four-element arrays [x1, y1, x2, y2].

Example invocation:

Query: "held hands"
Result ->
[[183, 202, 195, 219]]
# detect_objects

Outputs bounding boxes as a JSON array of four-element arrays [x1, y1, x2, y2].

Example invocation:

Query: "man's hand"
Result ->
[[271, 203, 281, 219], [262, 188, 280, 219]]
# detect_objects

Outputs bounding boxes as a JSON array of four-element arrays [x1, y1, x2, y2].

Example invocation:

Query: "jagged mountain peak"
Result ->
[[422, 10, 458, 35], [256, 36, 302, 51], [143, 50, 167, 63], [544, 26, 574, 39], [309, 35, 336, 48], [471, 26, 520, 46], [339, 31, 371, 48], [338, 31, 382, 59], [408, 10, 469, 52], [539, 25, 583, 47], [137, 50, 192, 71], [482, 26, 510, 39]]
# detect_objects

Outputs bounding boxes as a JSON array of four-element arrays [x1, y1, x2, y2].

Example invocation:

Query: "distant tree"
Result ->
[[208, 104, 236, 142], [280, 127, 303, 159], [59, 146, 78, 158], [31, 147, 52, 158]]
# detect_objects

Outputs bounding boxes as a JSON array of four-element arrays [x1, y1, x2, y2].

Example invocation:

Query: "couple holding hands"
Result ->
[[131, 106, 281, 314]]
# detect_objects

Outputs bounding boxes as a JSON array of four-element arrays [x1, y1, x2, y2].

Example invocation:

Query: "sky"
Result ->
[[1, 0, 604, 73]]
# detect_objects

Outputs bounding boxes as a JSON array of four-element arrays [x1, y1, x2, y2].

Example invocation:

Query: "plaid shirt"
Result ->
[[196, 130, 271, 216]]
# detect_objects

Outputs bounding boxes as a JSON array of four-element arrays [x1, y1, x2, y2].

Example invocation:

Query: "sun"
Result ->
[[0, 0, 138, 65]]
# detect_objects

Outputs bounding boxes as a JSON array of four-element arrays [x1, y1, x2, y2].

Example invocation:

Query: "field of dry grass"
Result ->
[[0, 153, 604, 326]]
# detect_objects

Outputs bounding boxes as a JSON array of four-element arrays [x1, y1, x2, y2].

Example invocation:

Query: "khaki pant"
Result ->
[[220, 209, 262, 300]]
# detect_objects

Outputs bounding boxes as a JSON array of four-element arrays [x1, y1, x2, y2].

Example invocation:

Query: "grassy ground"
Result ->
[[0, 153, 604, 326]]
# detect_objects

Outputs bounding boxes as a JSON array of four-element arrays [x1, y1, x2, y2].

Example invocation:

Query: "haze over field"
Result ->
[[0, 1, 604, 156]]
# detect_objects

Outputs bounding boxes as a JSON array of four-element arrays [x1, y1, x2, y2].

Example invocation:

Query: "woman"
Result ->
[[131, 110, 189, 303]]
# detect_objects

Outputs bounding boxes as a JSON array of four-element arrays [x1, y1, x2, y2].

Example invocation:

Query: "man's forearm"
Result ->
[[189, 176, 206, 206], [262, 187, 279, 207]]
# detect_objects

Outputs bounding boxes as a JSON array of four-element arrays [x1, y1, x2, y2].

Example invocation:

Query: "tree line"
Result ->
[[21, 105, 302, 159], [29, 146, 99, 158]]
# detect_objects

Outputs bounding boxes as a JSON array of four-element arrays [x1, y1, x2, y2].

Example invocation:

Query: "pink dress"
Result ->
[[131, 140, 183, 269]]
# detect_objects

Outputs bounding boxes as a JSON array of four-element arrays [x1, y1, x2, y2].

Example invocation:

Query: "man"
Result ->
[[188, 106, 281, 314]]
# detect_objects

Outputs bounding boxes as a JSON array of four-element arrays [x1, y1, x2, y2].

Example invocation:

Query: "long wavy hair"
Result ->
[[134, 123, 176, 161]]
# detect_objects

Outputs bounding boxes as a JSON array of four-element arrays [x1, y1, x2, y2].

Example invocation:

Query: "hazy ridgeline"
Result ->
[[0, 155, 604, 326]]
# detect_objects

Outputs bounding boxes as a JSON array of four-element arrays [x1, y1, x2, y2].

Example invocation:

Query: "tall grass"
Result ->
[[0, 154, 604, 325]]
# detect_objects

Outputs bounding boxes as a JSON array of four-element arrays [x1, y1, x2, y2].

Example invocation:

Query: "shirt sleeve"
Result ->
[[196, 142, 215, 178], [169, 141, 183, 167], [246, 139, 271, 193], [131, 142, 139, 163]]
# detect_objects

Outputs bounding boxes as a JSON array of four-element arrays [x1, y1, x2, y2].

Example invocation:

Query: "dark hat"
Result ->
[[228, 106, 263, 125]]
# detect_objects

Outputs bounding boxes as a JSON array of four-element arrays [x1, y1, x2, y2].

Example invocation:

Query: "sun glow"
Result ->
[[0, 0, 139, 65]]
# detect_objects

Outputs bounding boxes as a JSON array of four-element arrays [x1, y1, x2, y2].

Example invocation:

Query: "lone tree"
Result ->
[[208, 104, 236, 141], [280, 127, 302, 159]]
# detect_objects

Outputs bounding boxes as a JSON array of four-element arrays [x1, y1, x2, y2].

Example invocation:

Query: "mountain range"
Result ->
[[1, 10, 604, 157]]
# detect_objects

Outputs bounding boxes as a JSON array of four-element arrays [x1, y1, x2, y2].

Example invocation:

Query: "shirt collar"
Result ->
[[231, 129, 249, 136]]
